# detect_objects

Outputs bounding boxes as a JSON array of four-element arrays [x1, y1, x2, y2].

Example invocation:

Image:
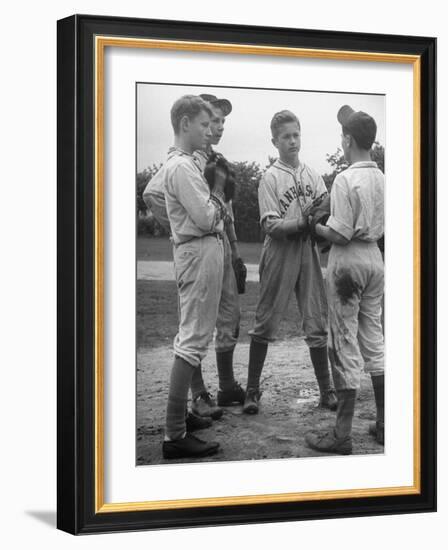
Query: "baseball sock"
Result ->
[[309, 346, 332, 393], [190, 365, 207, 400], [334, 389, 357, 439], [216, 349, 236, 391], [165, 355, 195, 441], [246, 339, 268, 391], [370, 374, 384, 424]]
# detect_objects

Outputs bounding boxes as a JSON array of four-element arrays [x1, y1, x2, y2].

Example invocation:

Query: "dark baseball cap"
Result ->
[[337, 105, 377, 150], [199, 94, 232, 116]]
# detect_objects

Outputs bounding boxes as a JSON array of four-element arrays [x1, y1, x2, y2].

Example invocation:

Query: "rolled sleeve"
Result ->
[[327, 176, 354, 241], [259, 173, 281, 224]]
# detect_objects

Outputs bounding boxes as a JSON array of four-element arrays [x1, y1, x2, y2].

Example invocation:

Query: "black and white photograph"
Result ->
[[136, 83, 386, 465]]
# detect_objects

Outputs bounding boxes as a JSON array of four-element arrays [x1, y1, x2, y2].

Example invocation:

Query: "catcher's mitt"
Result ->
[[308, 194, 331, 244], [204, 152, 236, 203], [233, 257, 247, 294]]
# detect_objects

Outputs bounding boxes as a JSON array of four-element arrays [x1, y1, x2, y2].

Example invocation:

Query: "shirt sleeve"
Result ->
[[170, 160, 224, 232], [258, 172, 281, 224], [326, 175, 355, 241], [314, 173, 328, 199]]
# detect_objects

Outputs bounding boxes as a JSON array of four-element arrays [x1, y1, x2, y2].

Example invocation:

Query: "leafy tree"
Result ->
[[322, 142, 385, 191], [231, 160, 264, 242], [136, 164, 162, 217]]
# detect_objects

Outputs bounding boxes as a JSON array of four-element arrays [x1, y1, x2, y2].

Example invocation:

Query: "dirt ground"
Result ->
[[136, 276, 383, 466], [137, 338, 382, 465]]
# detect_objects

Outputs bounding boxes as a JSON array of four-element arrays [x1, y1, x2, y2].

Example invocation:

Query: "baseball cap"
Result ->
[[199, 94, 232, 116], [337, 105, 377, 150]]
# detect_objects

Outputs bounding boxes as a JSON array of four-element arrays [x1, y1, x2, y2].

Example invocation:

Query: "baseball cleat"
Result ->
[[319, 389, 338, 411], [368, 421, 384, 445], [305, 429, 353, 455], [243, 388, 262, 414], [192, 392, 223, 420], [162, 433, 220, 459], [185, 411, 212, 432], [217, 382, 246, 406]]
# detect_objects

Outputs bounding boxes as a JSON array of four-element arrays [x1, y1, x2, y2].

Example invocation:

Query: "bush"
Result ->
[[137, 214, 169, 237]]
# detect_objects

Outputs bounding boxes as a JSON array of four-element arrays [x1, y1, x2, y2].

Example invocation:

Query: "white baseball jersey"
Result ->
[[259, 159, 328, 232], [148, 148, 225, 245], [327, 161, 384, 242]]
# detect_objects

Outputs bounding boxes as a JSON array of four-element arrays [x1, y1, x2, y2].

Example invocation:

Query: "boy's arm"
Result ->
[[316, 175, 353, 245], [171, 161, 226, 232], [259, 173, 306, 239]]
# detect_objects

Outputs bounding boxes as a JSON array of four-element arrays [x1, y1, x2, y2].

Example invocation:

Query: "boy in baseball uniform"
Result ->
[[306, 105, 384, 455], [159, 95, 228, 459], [144, 94, 245, 423], [190, 94, 246, 417], [243, 110, 337, 414]]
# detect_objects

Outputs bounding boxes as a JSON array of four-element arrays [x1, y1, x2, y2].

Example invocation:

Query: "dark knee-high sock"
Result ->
[[309, 346, 332, 394], [165, 356, 195, 440], [335, 389, 357, 439], [216, 349, 235, 391], [190, 364, 207, 400], [370, 374, 384, 424], [246, 339, 268, 391]]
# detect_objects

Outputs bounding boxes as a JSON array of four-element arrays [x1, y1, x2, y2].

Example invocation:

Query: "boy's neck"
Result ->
[[349, 150, 372, 164], [279, 153, 300, 169], [174, 135, 194, 155]]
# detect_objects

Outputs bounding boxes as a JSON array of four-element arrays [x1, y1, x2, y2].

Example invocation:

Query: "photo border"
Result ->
[[57, 14, 436, 534]]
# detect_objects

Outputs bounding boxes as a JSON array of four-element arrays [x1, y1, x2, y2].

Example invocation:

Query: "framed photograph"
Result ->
[[57, 14, 436, 534]]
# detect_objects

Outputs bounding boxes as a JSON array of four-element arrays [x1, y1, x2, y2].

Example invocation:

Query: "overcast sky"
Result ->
[[137, 83, 385, 175]]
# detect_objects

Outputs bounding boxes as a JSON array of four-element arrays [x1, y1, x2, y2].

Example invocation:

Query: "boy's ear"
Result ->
[[271, 137, 277, 148], [180, 115, 190, 133]]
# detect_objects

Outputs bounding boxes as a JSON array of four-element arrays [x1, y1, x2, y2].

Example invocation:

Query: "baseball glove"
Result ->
[[233, 257, 247, 294], [204, 152, 236, 203], [308, 194, 331, 244]]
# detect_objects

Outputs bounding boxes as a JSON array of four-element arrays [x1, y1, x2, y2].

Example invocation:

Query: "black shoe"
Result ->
[[162, 433, 220, 459], [185, 411, 212, 432], [319, 389, 338, 411], [217, 382, 246, 406], [192, 392, 223, 419], [243, 388, 262, 414]]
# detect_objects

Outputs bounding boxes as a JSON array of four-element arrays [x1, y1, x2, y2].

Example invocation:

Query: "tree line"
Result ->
[[137, 143, 384, 242]]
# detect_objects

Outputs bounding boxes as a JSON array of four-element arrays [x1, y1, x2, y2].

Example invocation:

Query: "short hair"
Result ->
[[270, 110, 301, 138], [170, 95, 213, 134], [338, 105, 377, 150]]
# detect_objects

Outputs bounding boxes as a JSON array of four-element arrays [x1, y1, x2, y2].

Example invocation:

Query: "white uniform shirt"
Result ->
[[161, 148, 224, 245], [327, 161, 384, 242], [259, 159, 328, 231]]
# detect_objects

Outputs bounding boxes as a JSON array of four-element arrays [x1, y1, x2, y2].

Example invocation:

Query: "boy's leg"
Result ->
[[164, 237, 223, 458], [244, 239, 300, 414], [305, 251, 364, 454], [296, 242, 336, 410], [357, 256, 385, 444], [215, 235, 245, 406], [163, 355, 219, 459]]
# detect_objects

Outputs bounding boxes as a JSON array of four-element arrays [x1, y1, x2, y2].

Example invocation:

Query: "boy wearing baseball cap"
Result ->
[[306, 105, 385, 455]]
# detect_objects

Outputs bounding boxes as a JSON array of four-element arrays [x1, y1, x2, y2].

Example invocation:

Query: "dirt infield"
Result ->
[[136, 278, 383, 465], [137, 338, 382, 465]]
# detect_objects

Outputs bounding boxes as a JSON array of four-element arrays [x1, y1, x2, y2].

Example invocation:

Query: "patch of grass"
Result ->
[[137, 235, 328, 266], [137, 280, 304, 349]]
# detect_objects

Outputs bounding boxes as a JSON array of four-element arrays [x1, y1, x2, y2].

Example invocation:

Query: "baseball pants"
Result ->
[[249, 235, 328, 348], [173, 235, 224, 367], [215, 233, 240, 352], [327, 240, 384, 391]]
